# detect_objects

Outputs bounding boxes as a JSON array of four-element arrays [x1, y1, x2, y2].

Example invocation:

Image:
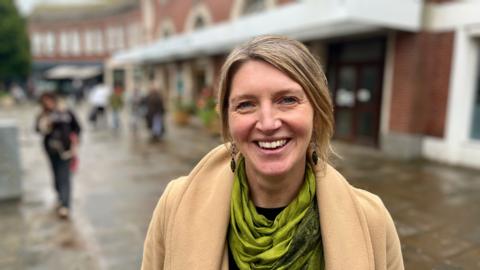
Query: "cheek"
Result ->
[[228, 113, 255, 142], [287, 108, 314, 138]]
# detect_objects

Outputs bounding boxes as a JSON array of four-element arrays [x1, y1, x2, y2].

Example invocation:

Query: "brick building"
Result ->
[[112, 0, 480, 168], [28, 0, 143, 94]]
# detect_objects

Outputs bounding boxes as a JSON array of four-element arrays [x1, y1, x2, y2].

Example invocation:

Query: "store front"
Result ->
[[327, 37, 386, 146]]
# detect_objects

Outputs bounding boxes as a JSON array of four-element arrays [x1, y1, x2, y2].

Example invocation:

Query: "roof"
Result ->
[[29, 0, 138, 23], [111, 0, 423, 66]]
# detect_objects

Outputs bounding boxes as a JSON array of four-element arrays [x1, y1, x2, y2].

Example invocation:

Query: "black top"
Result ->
[[35, 109, 81, 156], [228, 206, 286, 270]]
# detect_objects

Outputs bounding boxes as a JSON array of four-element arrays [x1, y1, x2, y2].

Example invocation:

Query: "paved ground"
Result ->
[[0, 102, 479, 270]]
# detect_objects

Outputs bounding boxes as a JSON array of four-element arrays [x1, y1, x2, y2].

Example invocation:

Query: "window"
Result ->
[[85, 30, 94, 55], [45, 32, 55, 56], [127, 23, 142, 48], [163, 29, 171, 38], [193, 16, 205, 30], [60, 31, 69, 56], [94, 30, 104, 54], [107, 26, 125, 52], [242, 0, 266, 15], [71, 31, 81, 55], [32, 33, 41, 56], [116, 27, 125, 50]]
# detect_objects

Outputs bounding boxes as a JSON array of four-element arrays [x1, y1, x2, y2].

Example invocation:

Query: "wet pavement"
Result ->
[[0, 103, 479, 270]]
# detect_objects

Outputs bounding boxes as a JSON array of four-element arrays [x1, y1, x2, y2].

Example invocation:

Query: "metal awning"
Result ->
[[44, 65, 103, 80], [111, 0, 423, 65]]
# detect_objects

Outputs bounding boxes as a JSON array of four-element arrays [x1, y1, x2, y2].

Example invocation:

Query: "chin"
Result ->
[[252, 160, 293, 177]]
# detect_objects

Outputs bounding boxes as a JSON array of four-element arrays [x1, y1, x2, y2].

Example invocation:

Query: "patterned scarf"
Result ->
[[228, 158, 324, 269]]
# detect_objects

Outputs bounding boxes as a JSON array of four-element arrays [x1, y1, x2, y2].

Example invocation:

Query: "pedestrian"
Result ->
[[144, 88, 165, 142], [35, 92, 81, 219], [10, 83, 26, 104], [109, 87, 124, 131], [128, 87, 143, 133], [141, 35, 404, 270], [88, 83, 109, 128]]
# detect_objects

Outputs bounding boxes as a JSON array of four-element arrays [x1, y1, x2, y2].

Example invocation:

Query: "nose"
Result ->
[[256, 104, 281, 133]]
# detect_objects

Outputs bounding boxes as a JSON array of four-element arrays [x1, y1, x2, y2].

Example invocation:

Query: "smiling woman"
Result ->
[[141, 35, 404, 270]]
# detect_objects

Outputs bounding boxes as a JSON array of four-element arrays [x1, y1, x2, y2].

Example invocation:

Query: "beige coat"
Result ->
[[142, 145, 404, 270]]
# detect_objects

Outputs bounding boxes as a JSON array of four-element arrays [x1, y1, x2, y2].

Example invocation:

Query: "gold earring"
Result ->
[[230, 143, 238, 172]]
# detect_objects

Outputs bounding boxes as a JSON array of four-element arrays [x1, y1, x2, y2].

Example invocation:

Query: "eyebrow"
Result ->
[[230, 87, 304, 103], [229, 94, 257, 105]]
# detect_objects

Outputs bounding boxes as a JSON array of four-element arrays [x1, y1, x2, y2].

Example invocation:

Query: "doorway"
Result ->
[[327, 37, 386, 146]]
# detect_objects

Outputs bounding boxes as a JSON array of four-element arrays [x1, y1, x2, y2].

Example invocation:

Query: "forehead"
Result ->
[[229, 60, 302, 97]]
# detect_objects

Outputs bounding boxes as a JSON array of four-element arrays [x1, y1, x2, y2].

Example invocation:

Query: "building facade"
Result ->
[[106, 0, 480, 169], [28, 0, 143, 94]]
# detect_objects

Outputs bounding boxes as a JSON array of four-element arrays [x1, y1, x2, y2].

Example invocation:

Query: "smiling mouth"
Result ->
[[256, 139, 289, 150]]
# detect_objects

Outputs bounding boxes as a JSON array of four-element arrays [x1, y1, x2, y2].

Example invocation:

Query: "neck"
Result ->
[[244, 158, 307, 208]]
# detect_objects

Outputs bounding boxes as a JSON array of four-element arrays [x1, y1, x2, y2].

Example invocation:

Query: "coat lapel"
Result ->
[[168, 146, 233, 269], [316, 165, 375, 270]]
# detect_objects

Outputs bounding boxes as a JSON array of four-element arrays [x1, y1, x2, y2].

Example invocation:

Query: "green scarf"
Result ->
[[228, 158, 324, 269]]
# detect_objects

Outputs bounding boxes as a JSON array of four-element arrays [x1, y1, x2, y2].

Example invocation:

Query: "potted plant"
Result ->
[[173, 98, 196, 126], [197, 95, 220, 135]]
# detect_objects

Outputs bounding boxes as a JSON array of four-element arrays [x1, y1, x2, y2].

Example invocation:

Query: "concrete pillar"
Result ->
[[0, 120, 22, 201]]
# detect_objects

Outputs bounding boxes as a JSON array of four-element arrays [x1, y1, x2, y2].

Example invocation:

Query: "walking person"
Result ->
[[35, 93, 81, 219], [141, 36, 403, 269], [144, 88, 166, 142], [88, 83, 109, 129], [128, 87, 143, 134], [109, 87, 124, 131]]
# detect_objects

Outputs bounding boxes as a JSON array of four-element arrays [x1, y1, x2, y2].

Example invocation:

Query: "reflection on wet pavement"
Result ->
[[0, 104, 479, 269]]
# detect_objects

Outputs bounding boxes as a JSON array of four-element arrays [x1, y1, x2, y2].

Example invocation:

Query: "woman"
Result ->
[[142, 35, 404, 269], [35, 93, 81, 218], [144, 88, 166, 142]]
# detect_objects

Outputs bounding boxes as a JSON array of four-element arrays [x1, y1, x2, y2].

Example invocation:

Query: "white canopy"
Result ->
[[111, 0, 423, 65], [45, 65, 103, 80]]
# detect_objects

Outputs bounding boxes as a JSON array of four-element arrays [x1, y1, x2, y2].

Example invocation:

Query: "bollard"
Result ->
[[0, 119, 22, 201]]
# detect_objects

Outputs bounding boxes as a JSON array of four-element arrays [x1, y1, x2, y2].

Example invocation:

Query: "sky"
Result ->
[[15, 0, 100, 15]]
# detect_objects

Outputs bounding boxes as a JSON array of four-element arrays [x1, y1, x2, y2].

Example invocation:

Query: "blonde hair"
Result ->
[[217, 35, 334, 166]]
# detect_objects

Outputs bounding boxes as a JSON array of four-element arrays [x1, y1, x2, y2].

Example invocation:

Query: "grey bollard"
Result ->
[[0, 119, 22, 201]]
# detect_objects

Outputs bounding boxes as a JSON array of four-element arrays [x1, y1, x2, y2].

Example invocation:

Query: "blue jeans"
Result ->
[[48, 153, 71, 208], [112, 110, 121, 130]]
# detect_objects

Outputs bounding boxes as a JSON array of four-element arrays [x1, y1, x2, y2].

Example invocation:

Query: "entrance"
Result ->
[[327, 37, 386, 146]]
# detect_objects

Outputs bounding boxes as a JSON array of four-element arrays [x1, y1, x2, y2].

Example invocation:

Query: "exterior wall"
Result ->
[[29, 8, 142, 63], [142, 0, 296, 107], [384, 30, 453, 159], [152, 0, 295, 38], [423, 27, 480, 169], [389, 31, 453, 136], [152, 0, 230, 37]]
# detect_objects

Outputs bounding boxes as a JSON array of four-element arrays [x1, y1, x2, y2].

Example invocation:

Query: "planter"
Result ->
[[174, 111, 191, 126]]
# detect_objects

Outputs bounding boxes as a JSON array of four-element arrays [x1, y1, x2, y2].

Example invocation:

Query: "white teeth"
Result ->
[[258, 139, 287, 149]]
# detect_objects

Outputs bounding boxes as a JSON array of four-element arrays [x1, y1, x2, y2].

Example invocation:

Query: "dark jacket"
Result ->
[[35, 109, 81, 158], [144, 91, 165, 129]]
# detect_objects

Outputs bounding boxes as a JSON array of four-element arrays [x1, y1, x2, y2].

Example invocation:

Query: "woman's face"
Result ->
[[228, 60, 314, 178]]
